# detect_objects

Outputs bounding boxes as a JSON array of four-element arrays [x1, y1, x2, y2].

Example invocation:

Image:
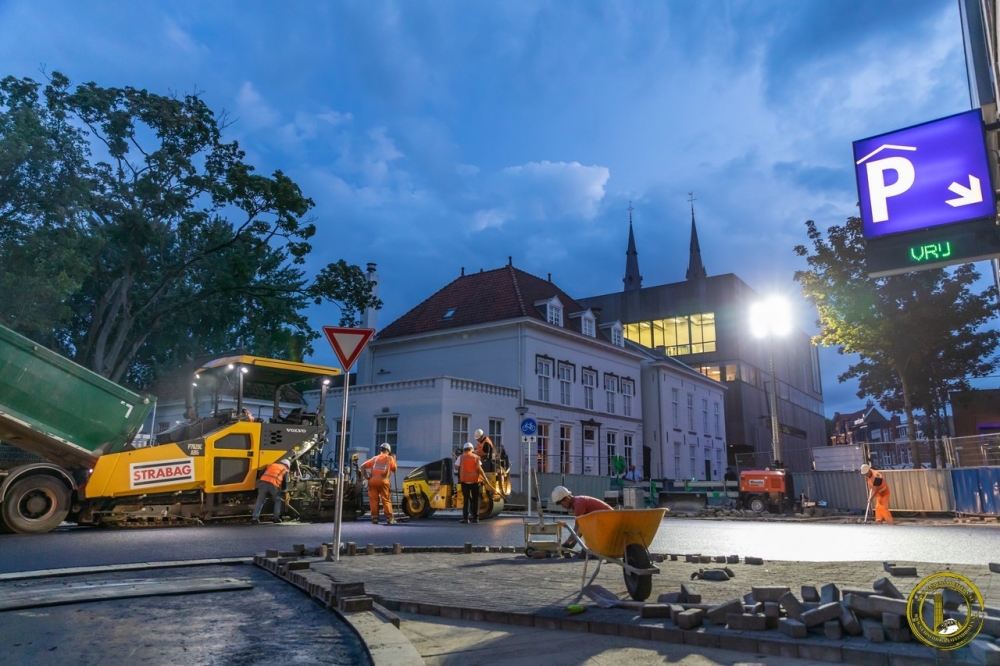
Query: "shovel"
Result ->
[[582, 584, 645, 611], [863, 487, 873, 524]]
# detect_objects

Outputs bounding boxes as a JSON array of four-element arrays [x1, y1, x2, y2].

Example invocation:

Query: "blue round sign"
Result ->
[[520, 418, 537, 436]]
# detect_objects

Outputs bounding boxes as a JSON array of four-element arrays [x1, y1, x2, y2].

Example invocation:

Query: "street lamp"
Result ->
[[515, 405, 528, 495], [749, 296, 791, 468]]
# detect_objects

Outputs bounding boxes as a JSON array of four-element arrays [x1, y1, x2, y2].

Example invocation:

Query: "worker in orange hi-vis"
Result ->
[[362, 443, 397, 525], [860, 463, 894, 524]]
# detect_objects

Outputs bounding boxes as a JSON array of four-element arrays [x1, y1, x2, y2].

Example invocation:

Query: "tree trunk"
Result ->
[[899, 372, 922, 468]]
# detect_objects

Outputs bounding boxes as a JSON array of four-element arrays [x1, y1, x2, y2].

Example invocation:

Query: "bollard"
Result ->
[[347, 542, 357, 556], [393, 543, 402, 555], [366, 543, 375, 556], [464, 542, 473, 554]]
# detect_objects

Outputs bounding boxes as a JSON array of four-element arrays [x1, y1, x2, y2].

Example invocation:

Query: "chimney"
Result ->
[[547, 273, 552, 282], [362, 263, 379, 330], [461, 267, 465, 276]]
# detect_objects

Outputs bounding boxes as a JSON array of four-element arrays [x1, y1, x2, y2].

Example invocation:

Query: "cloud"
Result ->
[[163, 17, 204, 58], [494, 160, 610, 223], [235, 81, 279, 130]]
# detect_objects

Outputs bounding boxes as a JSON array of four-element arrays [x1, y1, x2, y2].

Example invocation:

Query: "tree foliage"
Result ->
[[794, 216, 999, 467], [0, 72, 380, 387]]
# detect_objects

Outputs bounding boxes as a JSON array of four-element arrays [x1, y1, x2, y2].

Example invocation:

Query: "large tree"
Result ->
[[0, 72, 380, 387], [794, 216, 999, 467]]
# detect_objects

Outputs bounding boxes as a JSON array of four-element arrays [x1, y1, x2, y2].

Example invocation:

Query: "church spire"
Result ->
[[685, 192, 707, 281], [623, 201, 642, 291]]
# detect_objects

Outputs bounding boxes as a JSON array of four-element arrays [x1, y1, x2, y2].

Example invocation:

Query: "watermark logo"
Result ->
[[906, 572, 985, 650]]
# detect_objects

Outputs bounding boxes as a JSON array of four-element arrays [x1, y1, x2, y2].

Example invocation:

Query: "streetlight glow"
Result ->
[[749, 296, 791, 338]]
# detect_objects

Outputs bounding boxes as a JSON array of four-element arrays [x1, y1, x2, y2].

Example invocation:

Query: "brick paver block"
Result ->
[[745, 556, 764, 565], [970, 639, 1000, 666], [680, 583, 701, 603], [882, 611, 903, 629], [820, 583, 840, 604], [801, 585, 819, 602], [839, 602, 863, 637], [339, 595, 373, 612], [884, 625, 911, 642], [868, 595, 906, 617], [779, 591, 804, 621], [641, 604, 672, 619], [802, 602, 842, 628], [824, 620, 842, 640], [752, 586, 790, 603], [873, 576, 903, 599], [676, 608, 704, 629], [845, 593, 879, 619], [861, 619, 885, 642], [798, 642, 843, 663], [727, 612, 767, 631], [657, 592, 681, 603], [778, 617, 807, 638], [726, 555, 739, 564], [706, 598, 743, 624], [989, 562, 1000, 574]]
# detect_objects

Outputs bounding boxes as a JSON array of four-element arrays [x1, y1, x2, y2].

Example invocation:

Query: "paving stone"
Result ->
[[802, 602, 843, 628], [559, 617, 590, 633], [970, 638, 1000, 666], [657, 592, 681, 603], [840, 601, 863, 637], [824, 620, 842, 640], [843, 645, 888, 666], [620, 623, 651, 640], [700, 569, 730, 581], [758, 636, 801, 658], [641, 603, 672, 619], [718, 632, 758, 653], [648, 625, 684, 643], [680, 583, 701, 604], [862, 619, 885, 642], [882, 562, 918, 577], [778, 617, 807, 638], [699, 555, 712, 563], [727, 612, 767, 631], [821, 583, 841, 604], [745, 556, 764, 565], [884, 625, 911, 642], [798, 641, 843, 662], [869, 595, 907, 617], [706, 598, 744, 625], [713, 555, 727, 563], [440, 606, 463, 619], [801, 585, 820, 602], [685, 554, 700, 563], [588, 620, 621, 636], [338, 595, 373, 612], [841, 587, 875, 598], [669, 604, 686, 623], [989, 562, 1000, 574], [780, 591, 805, 621], [681, 627, 719, 648], [845, 593, 880, 619], [882, 612, 904, 629], [753, 586, 791, 603], [723, 566, 735, 578], [873, 577, 904, 600], [676, 608, 704, 630], [726, 555, 739, 564], [533, 615, 560, 630], [802, 601, 821, 611]]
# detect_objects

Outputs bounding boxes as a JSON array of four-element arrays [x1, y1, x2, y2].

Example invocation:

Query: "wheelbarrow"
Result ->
[[560, 507, 665, 601]]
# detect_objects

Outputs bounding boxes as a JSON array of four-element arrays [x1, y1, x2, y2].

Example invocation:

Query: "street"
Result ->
[[1, 514, 997, 574]]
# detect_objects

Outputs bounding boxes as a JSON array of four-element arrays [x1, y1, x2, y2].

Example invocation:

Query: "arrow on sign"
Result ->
[[945, 175, 983, 208], [322, 326, 375, 370]]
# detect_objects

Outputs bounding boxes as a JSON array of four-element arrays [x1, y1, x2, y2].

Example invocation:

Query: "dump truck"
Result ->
[[0, 324, 364, 534]]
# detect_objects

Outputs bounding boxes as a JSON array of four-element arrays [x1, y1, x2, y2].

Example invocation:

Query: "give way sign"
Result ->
[[853, 109, 996, 240], [322, 326, 375, 370]]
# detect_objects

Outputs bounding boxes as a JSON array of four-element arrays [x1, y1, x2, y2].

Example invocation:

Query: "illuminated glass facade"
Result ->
[[623, 312, 716, 356]]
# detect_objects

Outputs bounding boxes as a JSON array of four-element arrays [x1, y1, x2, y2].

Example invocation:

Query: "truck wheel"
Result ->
[[745, 495, 766, 514], [623, 543, 653, 601], [402, 492, 430, 519], [2, 476, 70, 534]]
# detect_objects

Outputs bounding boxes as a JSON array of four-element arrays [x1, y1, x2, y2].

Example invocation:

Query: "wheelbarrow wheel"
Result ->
[[623, 543, 653, 601]]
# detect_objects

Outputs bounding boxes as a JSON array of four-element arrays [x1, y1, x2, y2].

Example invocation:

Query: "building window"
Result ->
[[605, 375, 617, 414], [687, 394, 694, 430], [583, 370, 596, 410], [623, 312, 716, 356], [536, 422, 550, 473], [452, 414, 469, 451], [716, 448, 722, 464], [705, 447, 712, 479], [606, 431, 617, 476], [672, 388, 679, 427], [689, 444, 696, 478], [582, 315, 595, 337], [560, 425, 572, 474], [334, 419, 352, 449], [702, 398, 709, 433], [157, 421, 170, 434], [375, 416, 398, 454], [558, 363, 573, 406], [621, 380, 634, 417], [714, 403, 721, 437], [674, 442, 681, 478], [489, 418, 503, 454], [624, 433, 633, 468], [611, 324, 624, 347], [548, 303, 563, 326], [536, 357, 553, 402]]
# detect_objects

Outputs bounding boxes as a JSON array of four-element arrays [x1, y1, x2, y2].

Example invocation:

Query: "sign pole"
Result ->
[[321, 325, 375, 565], [333, 368, 351, 563]]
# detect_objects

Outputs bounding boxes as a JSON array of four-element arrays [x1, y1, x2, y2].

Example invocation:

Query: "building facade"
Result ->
[[578, 208, 825, 472]]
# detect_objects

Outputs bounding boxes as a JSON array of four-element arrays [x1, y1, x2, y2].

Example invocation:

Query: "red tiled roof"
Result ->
[[376, 265, 608, 342]]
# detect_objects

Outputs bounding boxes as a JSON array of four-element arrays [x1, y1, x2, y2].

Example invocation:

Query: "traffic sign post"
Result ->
[[853, 110, 999, 277], [323, 326, 375, 563]]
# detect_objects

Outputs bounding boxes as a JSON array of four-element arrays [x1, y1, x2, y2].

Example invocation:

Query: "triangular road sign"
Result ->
[[322, 326, 375, 370]]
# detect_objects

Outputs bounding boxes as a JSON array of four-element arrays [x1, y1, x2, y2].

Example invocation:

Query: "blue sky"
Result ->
[[0, 1, 979, 417]]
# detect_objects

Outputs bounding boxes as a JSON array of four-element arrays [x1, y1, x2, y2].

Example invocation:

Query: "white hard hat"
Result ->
[[859, 463, 871, 475], [474, 429, 484, 439], [380, 442, 391, 451], [551, 485, 571, 503], [463, 442, 474, 451]]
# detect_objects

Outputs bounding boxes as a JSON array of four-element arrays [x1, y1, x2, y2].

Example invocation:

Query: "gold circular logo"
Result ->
[[906, 572, 985, 650]]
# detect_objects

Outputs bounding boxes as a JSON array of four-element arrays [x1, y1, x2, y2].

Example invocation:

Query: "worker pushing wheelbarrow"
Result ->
[[550, 486, 665, 602]]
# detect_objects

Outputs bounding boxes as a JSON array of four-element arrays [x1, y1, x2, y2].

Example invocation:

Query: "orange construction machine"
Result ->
[[739, 469, 796, 514]]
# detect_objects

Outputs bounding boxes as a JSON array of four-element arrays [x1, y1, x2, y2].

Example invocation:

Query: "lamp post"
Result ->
[[749, 296, 791, 468], [515, 405, 528, 496]]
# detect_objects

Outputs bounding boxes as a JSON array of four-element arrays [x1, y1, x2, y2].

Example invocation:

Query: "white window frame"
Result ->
[[536, 422, 550, 473], [536, 357, 553, 402], [621, 379, 634, 417], [548, 302, 563, 326], [702, 398, 709, 433], [558, 363, 573, 407], [606, 431, 617, 477], [559, 425, 572, 474], [671, 388, 679, 428], [713, 402, 721, 437], [582, 315, 595, 337], [489, 418, 503, 452], [452, 414, 469, 450], [582, 370, 596, 411], [624, 433, 633, 468], [687, 393, 694, 431], [604, 375, 617, 414], [375, 415, 398, 454]]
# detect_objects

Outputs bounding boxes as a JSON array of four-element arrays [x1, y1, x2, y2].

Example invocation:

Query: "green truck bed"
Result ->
[[0, 325, 154, 471]]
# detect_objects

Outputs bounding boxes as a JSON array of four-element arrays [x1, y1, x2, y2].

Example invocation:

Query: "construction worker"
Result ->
[[252, 458, 290, 524], [455, 442, 487, 523], [473, 428, 495, 472], [860, 463, 893, 524], [550, 486, 612, 549], [362, 443, 397, 525]]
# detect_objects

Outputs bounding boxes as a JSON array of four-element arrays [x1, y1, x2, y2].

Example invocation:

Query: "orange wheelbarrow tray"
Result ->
[[560, 507, 666, 602]]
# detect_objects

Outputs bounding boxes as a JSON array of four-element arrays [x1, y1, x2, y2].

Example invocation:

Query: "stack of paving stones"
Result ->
[[256, 545, 1000, 666]]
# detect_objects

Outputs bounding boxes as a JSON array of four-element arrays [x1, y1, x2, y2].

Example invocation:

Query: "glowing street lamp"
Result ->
[[749, 296, 791, 467]]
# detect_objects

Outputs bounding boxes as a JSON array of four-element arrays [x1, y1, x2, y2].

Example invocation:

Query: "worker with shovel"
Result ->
[[860, 463, 893, 524], [362, 443, 397, 525], [550, 486, 612, 550]]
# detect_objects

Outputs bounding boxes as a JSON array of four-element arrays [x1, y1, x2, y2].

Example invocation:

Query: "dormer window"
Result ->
[[548, 303, 563, 326], [582, 314, 595, 337], [600, 320, 625, 347]]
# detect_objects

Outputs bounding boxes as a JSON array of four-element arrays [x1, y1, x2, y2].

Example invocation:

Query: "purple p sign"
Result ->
[[853, 110, 996, 239]]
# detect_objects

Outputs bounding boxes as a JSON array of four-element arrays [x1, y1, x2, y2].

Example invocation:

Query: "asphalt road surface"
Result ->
[[1, 513, 997, 573]]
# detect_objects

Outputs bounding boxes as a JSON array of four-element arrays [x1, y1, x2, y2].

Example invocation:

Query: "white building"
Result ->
[[318, 263, 726, 489]]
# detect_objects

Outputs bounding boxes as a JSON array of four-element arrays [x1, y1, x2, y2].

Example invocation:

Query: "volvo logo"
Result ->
[[286, 428, 307, 433]]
